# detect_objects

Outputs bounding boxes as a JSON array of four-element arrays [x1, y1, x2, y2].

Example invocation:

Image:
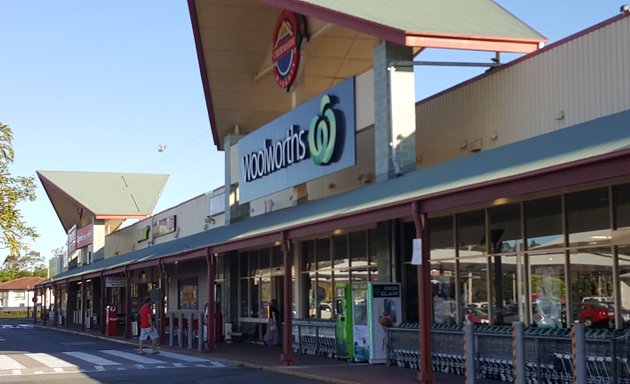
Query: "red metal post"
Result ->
[[412, 201, 434, 384]]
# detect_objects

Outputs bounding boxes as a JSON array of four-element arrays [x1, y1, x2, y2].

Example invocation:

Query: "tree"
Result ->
[[0, 122, 38, 257]]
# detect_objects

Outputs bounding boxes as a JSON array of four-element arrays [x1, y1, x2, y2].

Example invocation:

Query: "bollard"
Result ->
[[168, 312, 174, 347], [512, 321, 525, 384], [198, 310, 205, 352], [178, 312, 184, 347], [572, 323, 586, 384], [464, 322, 476, 384], [188, 312, 194, 349]]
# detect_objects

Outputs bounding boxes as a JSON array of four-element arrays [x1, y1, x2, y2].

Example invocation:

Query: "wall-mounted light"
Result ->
[[204, 216, 215, 224]]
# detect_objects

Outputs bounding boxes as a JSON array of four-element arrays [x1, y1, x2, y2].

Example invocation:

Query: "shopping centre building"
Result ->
[[36, 1, 630, 381]]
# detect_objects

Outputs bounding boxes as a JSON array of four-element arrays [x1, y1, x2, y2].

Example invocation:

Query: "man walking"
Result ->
[[138, 296, 159, 354]]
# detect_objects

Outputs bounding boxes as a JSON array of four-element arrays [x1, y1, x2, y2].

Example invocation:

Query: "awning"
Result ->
[[39, 109, 630, 287]]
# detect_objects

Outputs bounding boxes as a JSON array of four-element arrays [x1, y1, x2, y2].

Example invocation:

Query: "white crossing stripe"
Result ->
[[63, 351, 121, 365], [152, 350, 209, 363], [209, 361, 226, 368], [0, 355, 26, 370], [25, 353, 77, 368], [100, 350, 164, 364]]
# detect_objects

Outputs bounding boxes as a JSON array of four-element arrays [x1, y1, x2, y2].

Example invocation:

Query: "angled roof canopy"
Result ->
[[37, 171, 169, 233], [44, 109, 630, 284], [188, 0, 546, 150]]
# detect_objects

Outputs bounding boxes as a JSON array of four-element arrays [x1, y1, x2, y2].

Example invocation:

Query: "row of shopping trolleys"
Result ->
[[388, 348, 630, 384]]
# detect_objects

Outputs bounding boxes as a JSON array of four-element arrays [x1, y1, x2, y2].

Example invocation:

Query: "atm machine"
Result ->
[[335, 284, 353, 360]]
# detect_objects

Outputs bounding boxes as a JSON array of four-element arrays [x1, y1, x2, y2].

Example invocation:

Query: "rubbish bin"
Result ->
[[106, 305, 118, 336]]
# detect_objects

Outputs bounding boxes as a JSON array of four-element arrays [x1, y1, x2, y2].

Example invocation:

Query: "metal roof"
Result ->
[[45, 109, 630, 284], [189, 0, 546, 150], [37, 171, 169, 232], [276, 0, 546, 41]]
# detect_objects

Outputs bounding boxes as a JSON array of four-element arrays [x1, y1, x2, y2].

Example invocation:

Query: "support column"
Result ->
[[100, 272, 106, 334], [125, 267, 131, 338], [373, 41, 416, 182], [206, 248, 216, 352], [158, 260, 167, 342], [281, 232, 294, 364], [80, 278, 86, 331], [53, 285, 59, 327], [412, 201, 433, 384]]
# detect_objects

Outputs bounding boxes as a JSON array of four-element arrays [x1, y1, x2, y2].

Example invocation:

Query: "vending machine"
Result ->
[[367, 282, 401, 364], [351, 282, 402, 364], [334, 284, 353, 360], [351, 283, 370, 362]]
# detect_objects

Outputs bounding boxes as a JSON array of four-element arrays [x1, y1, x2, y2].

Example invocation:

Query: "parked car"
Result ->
[[464, 307, 489, 324], [574, 302, 614, 328]]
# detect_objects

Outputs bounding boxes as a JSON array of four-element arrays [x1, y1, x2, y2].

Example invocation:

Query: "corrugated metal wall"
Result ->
[[416, 15, 630, 168]]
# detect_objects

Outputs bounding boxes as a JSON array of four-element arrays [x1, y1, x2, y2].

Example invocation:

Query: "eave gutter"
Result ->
[[187, 0, 221, 150]]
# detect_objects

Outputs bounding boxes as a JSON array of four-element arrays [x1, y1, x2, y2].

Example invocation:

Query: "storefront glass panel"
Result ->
[[569, 247, 613, 328], [430, 215, 456, 324], [530, 252, 566, 328], [525, 196, 563, 251], [566, 188, 611, 248]]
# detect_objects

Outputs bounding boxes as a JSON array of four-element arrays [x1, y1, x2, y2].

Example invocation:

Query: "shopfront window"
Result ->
[[569, 247, 613, 328], [566, 188, 611, 248], [350, 232, 368, 282], [457, 210, 489, 321], [238, 248, 283, 319], [525, 196, 563, 251], [614, 184, 630, 328], [567, 188, 614, 328], [489, 203, 522, 325], [430, 215, 456, 324], [178, 277, 198, 310], [530, 252, 566, 328]]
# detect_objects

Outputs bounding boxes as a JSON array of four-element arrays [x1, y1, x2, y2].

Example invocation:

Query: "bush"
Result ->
[[0, 309, 29, 319]]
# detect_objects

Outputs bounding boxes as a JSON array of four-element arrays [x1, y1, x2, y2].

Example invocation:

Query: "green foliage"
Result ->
[[0, 309, 29, 319], [0, 122, 38, 257]]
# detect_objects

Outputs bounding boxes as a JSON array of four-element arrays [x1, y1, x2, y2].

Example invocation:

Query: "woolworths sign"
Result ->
[[238, 77, 356, 203]]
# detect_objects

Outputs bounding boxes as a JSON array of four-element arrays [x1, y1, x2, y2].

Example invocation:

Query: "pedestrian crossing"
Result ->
[[0, 349, 226, 376]]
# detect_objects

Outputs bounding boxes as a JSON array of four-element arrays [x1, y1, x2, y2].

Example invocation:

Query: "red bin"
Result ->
[[106, 305, 118, 336]]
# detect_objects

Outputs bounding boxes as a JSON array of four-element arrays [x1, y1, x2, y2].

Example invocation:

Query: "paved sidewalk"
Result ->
[[33, 321, 501, 384]]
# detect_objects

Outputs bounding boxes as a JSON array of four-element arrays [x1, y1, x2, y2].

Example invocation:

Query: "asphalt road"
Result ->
[[0, 319, 325, 384]]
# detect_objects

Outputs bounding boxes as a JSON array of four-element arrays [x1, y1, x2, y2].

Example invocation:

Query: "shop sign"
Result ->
[[238, 77, 356, 203], [152, 215, 176, 238], [106, 276, 126, 288], [67, 225, 77, 255], [137, 225, 150, 243], [76, 224, 93, 248], [272, 10, 305, 90]]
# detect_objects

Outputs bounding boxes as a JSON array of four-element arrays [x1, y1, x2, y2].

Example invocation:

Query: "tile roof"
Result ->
[[0, 276, 45, 290]]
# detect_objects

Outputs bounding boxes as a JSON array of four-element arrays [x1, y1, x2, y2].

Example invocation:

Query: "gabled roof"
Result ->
[[0, 276, 44, 290], [44, 109, 630, 284], [265, 0, 546, 50], [188, 0, 546, 150], [37, 171, 169, 233]]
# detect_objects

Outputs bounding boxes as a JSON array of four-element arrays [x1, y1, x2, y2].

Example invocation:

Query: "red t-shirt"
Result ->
[[140, 304, 152, 329]]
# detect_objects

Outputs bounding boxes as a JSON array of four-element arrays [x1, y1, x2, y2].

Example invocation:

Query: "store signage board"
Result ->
[[106, 276, 126, 288], [238, 77, 356, 203]]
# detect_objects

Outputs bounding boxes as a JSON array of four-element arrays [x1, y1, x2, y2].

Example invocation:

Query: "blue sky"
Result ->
[[1, 1, 625, 262]]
